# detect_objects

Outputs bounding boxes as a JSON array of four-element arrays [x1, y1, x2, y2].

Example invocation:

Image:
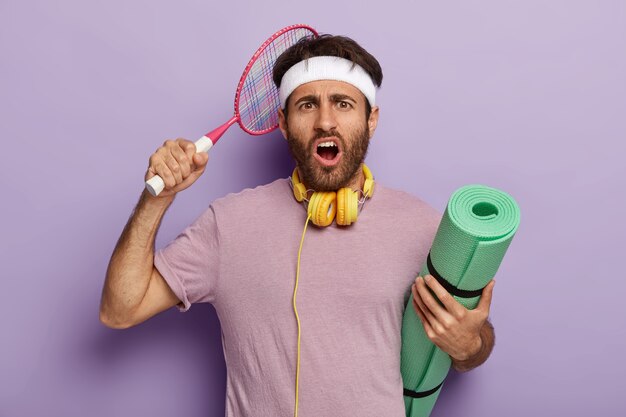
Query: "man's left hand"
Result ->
[[411, 274, 495, 361]]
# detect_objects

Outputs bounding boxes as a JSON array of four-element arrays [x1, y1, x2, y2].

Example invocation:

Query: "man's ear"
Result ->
[[368, 106, 379, 139], [278, 107, 288, 140]]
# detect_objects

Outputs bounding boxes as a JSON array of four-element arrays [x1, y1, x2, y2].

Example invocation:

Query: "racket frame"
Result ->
[[233, 23, 318, 136]]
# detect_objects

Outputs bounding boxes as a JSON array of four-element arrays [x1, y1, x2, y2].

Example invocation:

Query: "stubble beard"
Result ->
[[286, 122, 370, 192]]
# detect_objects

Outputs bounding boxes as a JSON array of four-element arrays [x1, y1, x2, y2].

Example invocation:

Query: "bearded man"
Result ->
[[100, 34, 495, 417]]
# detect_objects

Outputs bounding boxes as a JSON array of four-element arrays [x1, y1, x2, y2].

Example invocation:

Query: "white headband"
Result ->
[[278, 56, 377, 109]]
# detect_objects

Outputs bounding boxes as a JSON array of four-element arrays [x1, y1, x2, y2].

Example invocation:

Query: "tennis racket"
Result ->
[[145, 24, 318, 196]]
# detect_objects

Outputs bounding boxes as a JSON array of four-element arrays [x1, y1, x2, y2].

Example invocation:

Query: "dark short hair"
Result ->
[[273, 34, 383, 118]]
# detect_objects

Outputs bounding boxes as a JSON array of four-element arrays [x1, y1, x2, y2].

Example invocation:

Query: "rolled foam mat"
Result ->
[[401, 184, 520, 417]]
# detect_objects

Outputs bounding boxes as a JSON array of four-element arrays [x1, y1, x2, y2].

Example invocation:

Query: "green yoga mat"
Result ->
[[401, 184, 520, 417]]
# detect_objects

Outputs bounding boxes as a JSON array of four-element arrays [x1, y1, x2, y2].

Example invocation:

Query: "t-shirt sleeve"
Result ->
[[153, 205, 220, 312]]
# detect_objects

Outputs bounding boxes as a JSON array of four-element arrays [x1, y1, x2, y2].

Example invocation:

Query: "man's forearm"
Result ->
[[451, 319, 495, 373], [100, 190, 175, 326]]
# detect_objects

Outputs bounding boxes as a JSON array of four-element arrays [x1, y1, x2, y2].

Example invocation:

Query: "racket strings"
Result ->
[[238, 28, 314, 133]]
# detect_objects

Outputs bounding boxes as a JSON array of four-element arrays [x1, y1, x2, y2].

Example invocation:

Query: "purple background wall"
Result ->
[[1, 0, 624, 416]]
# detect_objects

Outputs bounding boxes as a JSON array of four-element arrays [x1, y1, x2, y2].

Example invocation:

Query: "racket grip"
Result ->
[[145, 135, 214, 197]]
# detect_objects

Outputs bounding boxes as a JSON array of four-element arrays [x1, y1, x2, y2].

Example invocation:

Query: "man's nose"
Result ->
[[314, 102, 337, 132]]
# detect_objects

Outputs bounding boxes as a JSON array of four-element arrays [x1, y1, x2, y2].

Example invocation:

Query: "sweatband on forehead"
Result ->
[[278, 56, 377, 109]]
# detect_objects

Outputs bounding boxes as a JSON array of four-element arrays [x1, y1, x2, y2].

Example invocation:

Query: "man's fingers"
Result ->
[[145, 137, 210, 196], [175, 138, 209, 174], [178, 138, 196, 160], [477, 279, 495, 315], [163, 153, 184, 184], [411, 288, 427, 323], [193, 152, 209, 170], [422, 274, 466, 317], [416, 276, 452, 321], [170, 141, 192, 178], [412, 284, 439, 339], [155, 160, 176, 189], [412, 286, 435, 334], [413, 281, 439, 327]]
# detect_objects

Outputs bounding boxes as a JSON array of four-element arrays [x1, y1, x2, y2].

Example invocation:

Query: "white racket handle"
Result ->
[[145, 135, 214, 197]]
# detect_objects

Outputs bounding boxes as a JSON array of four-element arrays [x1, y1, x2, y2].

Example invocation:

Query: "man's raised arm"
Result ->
[[99, 138, 209, 329]]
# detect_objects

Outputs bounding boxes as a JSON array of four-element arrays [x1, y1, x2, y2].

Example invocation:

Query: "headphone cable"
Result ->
[[293, 213, 311, 417]]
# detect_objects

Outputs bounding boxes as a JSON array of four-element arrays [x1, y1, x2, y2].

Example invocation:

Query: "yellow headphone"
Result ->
[[290, 164, 374, 227]]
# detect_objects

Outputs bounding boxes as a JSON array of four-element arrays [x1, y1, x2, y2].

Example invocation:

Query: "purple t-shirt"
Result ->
[[154, 178, 441, 417]]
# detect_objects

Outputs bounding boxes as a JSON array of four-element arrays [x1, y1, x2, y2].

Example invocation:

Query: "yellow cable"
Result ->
[[293, 213, 311, 417]]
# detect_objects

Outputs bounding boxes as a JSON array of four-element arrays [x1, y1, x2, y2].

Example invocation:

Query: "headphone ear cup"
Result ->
[[336, 188, 346, 226], [336, 188, 358, 226], [291, 168, 307, 202], [362, 164, 374, 198], [308, 192, 336, 227], [363, 178, 374, 198], [293, 183, 307, 202]]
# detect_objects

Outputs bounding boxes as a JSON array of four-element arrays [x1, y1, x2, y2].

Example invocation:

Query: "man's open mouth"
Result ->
[[313, 138, 342, 166], [317, 141, 339, 160]]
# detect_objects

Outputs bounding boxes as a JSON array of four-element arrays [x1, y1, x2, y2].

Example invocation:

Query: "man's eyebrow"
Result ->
[[293, 94, 319, 105], [330, 93, 357, 103]]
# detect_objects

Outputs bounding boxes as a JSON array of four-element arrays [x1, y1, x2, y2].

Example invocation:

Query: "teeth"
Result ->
[[318, 141, 337, 148]]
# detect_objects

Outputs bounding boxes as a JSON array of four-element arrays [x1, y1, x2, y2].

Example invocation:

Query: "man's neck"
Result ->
[[344, 165, 366, 193]]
